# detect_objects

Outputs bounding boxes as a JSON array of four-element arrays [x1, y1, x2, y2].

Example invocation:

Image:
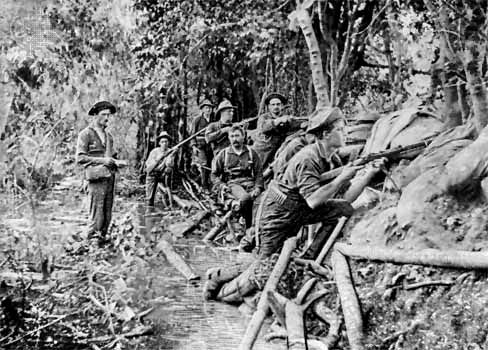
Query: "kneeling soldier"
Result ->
[[211, 125, 264, 228], [145, 131, 175, 207], [204, 107, 358, 303]]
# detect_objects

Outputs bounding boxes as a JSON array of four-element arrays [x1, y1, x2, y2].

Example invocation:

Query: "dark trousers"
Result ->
[[146, 174, 170, 206], [229, 183, 254, 228], [256, 190, 353, 257], [192, 146, 210, 189], [87, 175, 115, 236]]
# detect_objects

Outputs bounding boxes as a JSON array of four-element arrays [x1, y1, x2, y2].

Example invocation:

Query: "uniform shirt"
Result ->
[[272, 133, 308, 180], [277, 142, 339, 201], [205, 121, 231, 155], [76, 126, 115, 167], [211, 146, 264, 191], [145, 147, 175, 175], [190, 114, 210, 148]]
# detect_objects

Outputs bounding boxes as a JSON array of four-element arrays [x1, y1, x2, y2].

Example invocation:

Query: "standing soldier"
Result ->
[[190, 99, 213, 190], [76, 101, 119, 244], [252, 92, 302, 169], [203, 107, 359, 303], [205, 99, 235, 157], [144, 131, 175, 207], [211, 125, 264, 228]]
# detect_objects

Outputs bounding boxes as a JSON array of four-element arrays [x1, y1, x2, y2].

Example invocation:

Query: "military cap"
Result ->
[[88, 101, 116, 116], [215, 99, 236, 115], [199, 99, 214, 109], [264, 92, 287, 105], [306, 107, 345, 133], [157, 131, 172, 141]]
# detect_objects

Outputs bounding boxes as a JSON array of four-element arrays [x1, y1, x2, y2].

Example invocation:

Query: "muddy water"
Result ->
[[137, 207, 284, 350], [1, 186, 285, 350]]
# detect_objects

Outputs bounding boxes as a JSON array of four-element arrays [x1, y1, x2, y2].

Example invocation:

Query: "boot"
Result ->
[[216, 264, 259, 304], [203, 263, 248, 300]]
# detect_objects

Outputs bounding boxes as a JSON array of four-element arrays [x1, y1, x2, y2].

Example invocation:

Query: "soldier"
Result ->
[[144, 131, 175, 207], [205, 99, 235, 156], [211, 125, 263, 228], [252, 92, 302, 169], [190, 99, 213, 190], [76, 101, 119, 244], [203, 107, 359, 303]]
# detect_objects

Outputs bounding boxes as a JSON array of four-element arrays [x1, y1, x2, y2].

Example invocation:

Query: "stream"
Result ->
[[0, 181, 284, 350]]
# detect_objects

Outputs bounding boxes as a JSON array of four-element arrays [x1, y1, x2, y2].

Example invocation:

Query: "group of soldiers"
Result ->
[[76, 93, 375, 305]]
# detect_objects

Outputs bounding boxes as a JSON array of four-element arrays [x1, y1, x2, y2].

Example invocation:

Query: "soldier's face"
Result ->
[[268, 98, 283, 116], [221, 108, 233, 124], [96, 109, 111, 129], [323, 119, 346, 148], [159, 138, 169, 150], [229, 129, 245, 148], [202, 106, 212, 117]]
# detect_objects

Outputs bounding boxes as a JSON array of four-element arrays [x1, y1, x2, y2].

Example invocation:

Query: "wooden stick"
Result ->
[[404, 280, 454, 290], [203, 210, 233, 241], [294, 258, 333, 279], [315, 216, 348, 264], [156, 239, 200, 281], [180, 210, 211, 236], [335, 243, 488, 270], [332, 250, 364, 350], [239, 237, 298, 350]]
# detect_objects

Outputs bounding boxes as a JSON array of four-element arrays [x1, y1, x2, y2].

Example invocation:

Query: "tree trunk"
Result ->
[[464, 40, 488, 133], [295, 7, 330, 108]]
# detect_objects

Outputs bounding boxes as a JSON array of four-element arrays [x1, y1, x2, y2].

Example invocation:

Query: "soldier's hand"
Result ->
[[102, 157, 116, 168], [338, 164, 362, 182]]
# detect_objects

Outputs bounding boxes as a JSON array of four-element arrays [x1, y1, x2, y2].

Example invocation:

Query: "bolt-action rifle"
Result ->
[[319, 135, 438, 183], [146, 115, 264, 174]]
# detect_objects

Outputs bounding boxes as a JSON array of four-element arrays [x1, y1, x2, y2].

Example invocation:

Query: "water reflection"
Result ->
[[139, 206, 284, 350]]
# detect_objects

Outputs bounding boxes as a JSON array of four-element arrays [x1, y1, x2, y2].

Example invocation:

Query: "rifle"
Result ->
[[146, 128, 207, 174], [319, 136, 438, 183]]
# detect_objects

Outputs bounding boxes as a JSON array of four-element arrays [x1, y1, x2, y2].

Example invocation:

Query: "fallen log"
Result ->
[[171, 210, 210, 237], [156, 239, 200, 281], [202, 210, 233, 242], [239, 237, 298, 350], [335, 243, 488, 270], [332, 250, 364, 350], [172, 194, 198, 210]]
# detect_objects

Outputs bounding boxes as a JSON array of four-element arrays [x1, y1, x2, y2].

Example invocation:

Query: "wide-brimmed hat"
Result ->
[[88, 101, 116, 116], [215, 99, 236, 115], [264, 92, 287, 105], [157, 131, 172, 141], [199, 99, 214, 109], [306, 107, 345, 133]]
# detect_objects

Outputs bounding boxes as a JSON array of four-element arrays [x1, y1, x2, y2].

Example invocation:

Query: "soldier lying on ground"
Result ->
[[144, 131, 175, 207], [211, 125, 264, 229], [203, 107, 363, 303]]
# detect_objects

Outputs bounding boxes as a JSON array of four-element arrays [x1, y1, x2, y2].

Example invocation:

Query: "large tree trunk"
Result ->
[[464, 39, 488, 133], [293, 4, 330, 108]]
